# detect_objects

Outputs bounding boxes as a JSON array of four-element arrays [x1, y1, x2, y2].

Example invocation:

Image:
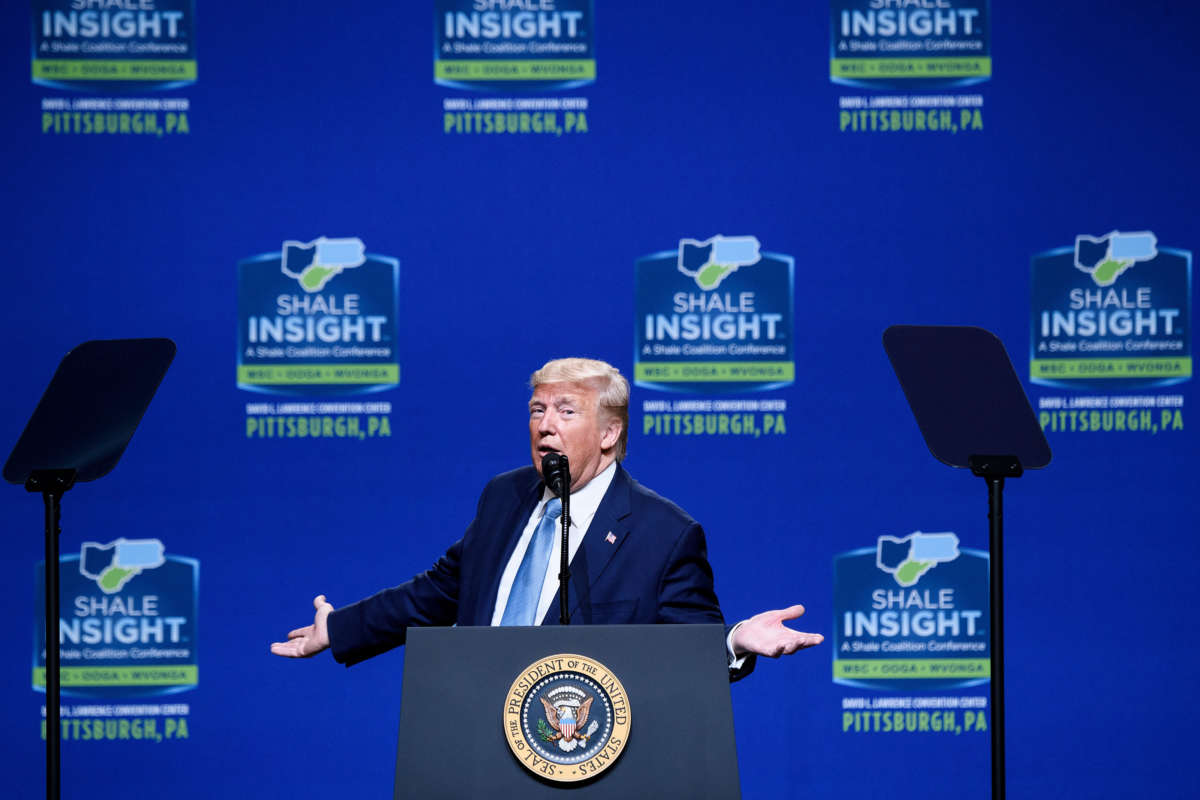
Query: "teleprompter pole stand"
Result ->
[[28, 469, 76, 800], [969, 455, 1023, 800], [4, 338, 175, 800], [883, 325, 1051, 800]]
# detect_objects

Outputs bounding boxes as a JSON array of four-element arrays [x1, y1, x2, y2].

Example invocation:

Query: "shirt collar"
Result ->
[[540, 459, 617, 527]]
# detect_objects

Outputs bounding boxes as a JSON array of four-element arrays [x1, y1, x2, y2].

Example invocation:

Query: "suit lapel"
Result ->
[[476, 472, 544, 625], [541, 466, 633, 625]]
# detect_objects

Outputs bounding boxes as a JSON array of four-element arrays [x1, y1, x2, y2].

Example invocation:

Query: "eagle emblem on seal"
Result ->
[[538, 688, 599, 752]]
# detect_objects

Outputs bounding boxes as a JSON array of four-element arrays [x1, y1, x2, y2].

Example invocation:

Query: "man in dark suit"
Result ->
[[271, 358, 822, 673]]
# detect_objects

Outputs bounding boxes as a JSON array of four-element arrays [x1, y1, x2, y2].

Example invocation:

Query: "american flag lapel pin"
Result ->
[[605, 531, 616, 544]]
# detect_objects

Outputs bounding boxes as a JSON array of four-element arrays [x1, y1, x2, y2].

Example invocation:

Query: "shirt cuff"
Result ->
[[726, 621, 749, 670]]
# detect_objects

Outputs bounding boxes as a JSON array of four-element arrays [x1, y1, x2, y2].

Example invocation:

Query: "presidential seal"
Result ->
[[503, 653, 631, 783]]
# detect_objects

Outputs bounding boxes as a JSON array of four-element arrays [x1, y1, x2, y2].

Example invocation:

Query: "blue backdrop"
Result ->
[[3, 2, 1197, 797]]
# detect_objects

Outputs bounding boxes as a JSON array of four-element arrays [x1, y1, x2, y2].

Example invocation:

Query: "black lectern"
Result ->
[[395, 625, 741, 798]]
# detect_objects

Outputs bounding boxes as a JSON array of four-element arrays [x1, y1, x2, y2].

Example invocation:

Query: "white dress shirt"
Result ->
[[490, 461, 618, 626], [486, 460, 749, 670]]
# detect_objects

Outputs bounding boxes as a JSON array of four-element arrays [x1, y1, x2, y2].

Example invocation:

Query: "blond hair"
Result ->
[[530, 358, 629, 461]]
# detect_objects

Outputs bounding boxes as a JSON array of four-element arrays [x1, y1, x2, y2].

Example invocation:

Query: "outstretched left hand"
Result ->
[[731, 604, 824, 658], [270, 594, 334, 659]]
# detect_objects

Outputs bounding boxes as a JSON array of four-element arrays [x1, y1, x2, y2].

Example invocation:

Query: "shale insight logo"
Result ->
[[35, 539, 199, 697], [1031, 230, 1192, 389], [876, 531, 959, 588], [435, 0, 595, 91], [830, 0, 990, 88], [80, 538, 165, 594], [634, 235, 795, 394], [281, 237, 366, 293], [32, 0, 198, 92], [833, 532, 989, 690], [237, 237, 400, 395]]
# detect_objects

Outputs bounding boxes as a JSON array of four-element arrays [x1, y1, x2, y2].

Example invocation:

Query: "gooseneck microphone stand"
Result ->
[[541, 453, 572, 625]]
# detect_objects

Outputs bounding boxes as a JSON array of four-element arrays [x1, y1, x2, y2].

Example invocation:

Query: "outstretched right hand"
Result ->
[[270, 595, 333, 658]]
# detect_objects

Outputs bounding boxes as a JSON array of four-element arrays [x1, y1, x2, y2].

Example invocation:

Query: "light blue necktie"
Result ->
[[500, 497, 562, 626]]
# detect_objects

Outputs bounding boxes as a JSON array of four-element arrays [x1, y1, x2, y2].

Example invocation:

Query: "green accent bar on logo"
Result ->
[[32, 60, 197, 81], [1030, 357, 1192, 380], [34, 665, 198, 687], [833, 659, 990, 679], [830, 57, 991, 79], [635, 361, 795, 382], [435, 59, 595, 81], [237, 363, 400, 385]]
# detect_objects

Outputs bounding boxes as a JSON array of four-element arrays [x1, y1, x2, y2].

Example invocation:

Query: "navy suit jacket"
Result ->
[[328, 465, 755, 679]]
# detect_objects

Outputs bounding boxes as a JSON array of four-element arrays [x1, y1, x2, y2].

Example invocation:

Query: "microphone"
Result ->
[[541, 451, 572, 625], [541, 452, 570, 497]]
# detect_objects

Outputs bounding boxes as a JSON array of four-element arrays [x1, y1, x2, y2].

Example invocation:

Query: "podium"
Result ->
[[394, 624, 741, 798]]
